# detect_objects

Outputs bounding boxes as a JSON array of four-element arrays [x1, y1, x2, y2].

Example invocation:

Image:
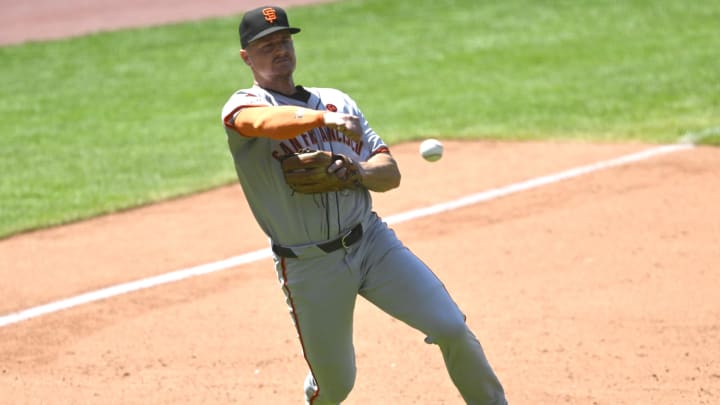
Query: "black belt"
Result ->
[[272, 224, 363, 258]]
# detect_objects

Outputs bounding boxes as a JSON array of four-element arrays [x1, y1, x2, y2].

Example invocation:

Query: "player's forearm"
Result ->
[[228, 106, 325, 140], [228, 106, 363, 142], [358, 153, 401, 192]]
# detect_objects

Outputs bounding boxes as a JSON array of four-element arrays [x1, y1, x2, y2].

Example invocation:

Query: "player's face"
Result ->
[[242, 31, 296, 81]]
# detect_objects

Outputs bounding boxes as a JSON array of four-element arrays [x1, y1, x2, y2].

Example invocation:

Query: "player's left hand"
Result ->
[[281, 150, 362, 194]]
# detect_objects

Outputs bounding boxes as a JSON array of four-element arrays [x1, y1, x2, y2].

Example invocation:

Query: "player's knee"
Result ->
[[429, 317, 471, 345]]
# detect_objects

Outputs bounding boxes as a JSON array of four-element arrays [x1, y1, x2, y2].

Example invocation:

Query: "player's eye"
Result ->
[[253, 35, 292, 54]]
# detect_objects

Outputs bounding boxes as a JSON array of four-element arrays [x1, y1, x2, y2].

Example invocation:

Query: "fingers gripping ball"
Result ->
[[281, 149, 361, 194], [420, 139, 444, 162]]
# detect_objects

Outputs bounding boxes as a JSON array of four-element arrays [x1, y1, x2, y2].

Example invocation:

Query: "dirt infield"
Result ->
[[2, 140, 719, 404], [2, 2, 719, 404], [0, 0, 334, 45]]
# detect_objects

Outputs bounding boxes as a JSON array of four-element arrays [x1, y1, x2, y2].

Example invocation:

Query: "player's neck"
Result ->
[[254, 77, 296, 96]]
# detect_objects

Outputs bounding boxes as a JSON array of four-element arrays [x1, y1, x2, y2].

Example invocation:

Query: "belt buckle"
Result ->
[[340, 228, 355, 249], [341, 233, 351, 249]]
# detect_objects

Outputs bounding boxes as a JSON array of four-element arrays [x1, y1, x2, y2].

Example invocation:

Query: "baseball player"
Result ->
[[221, 6, 507, 405]]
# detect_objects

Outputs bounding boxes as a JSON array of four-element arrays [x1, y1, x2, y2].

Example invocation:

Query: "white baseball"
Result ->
[[419, 139, 443, 162]]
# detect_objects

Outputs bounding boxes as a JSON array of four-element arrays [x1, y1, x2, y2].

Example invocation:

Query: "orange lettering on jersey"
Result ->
[[319, 128, 330, 142], [288, 137, 303, 151], [278, 142, 295, 157], [301, 133, 314, 147], [263, 8, 278, 24]]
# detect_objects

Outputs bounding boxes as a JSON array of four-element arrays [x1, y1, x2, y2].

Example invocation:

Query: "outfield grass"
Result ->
[[0, 0, 718, 238]]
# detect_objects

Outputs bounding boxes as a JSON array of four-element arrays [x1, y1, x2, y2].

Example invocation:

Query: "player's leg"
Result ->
[[357, 223, 507, 404], [274, 253, 360, 405]]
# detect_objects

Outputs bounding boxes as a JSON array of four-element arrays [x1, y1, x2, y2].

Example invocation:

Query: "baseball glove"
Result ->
[[281, 149, 361, 194]]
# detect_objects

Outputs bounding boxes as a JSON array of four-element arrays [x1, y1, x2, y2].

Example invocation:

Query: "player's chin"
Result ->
[[270, 66, 295, 78]]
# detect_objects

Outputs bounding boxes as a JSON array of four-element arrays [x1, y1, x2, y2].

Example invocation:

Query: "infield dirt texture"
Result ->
[[1, 1, 719, 404]]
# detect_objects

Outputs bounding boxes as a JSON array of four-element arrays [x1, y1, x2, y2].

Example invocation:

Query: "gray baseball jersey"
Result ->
[[222, 85, 386, 247]]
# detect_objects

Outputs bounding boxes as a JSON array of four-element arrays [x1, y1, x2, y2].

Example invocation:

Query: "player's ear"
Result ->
[[240, 49, 252, 66]]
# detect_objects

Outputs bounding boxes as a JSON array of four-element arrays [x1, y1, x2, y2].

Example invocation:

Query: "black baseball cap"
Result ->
[[239, 6, 301, 48]]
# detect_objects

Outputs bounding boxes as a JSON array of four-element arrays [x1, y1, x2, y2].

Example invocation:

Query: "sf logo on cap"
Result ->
[[262, 7, 278, 24]]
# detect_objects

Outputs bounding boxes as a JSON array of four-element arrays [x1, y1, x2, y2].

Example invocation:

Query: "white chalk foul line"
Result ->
[[384, 143, 693, 224], [0, 249, 272, 328], [0, 143, 694, 329]]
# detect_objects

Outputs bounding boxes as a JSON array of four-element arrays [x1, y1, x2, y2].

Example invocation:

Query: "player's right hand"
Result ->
[[323, 112, 362, 142]]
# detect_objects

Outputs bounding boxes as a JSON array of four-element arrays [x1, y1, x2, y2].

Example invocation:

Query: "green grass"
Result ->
[[291, 0, 719, 141], [1, 0, 718, 238]]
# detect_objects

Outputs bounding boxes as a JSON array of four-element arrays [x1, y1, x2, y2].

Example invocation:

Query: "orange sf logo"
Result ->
[[262, 8, 278, 24]]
